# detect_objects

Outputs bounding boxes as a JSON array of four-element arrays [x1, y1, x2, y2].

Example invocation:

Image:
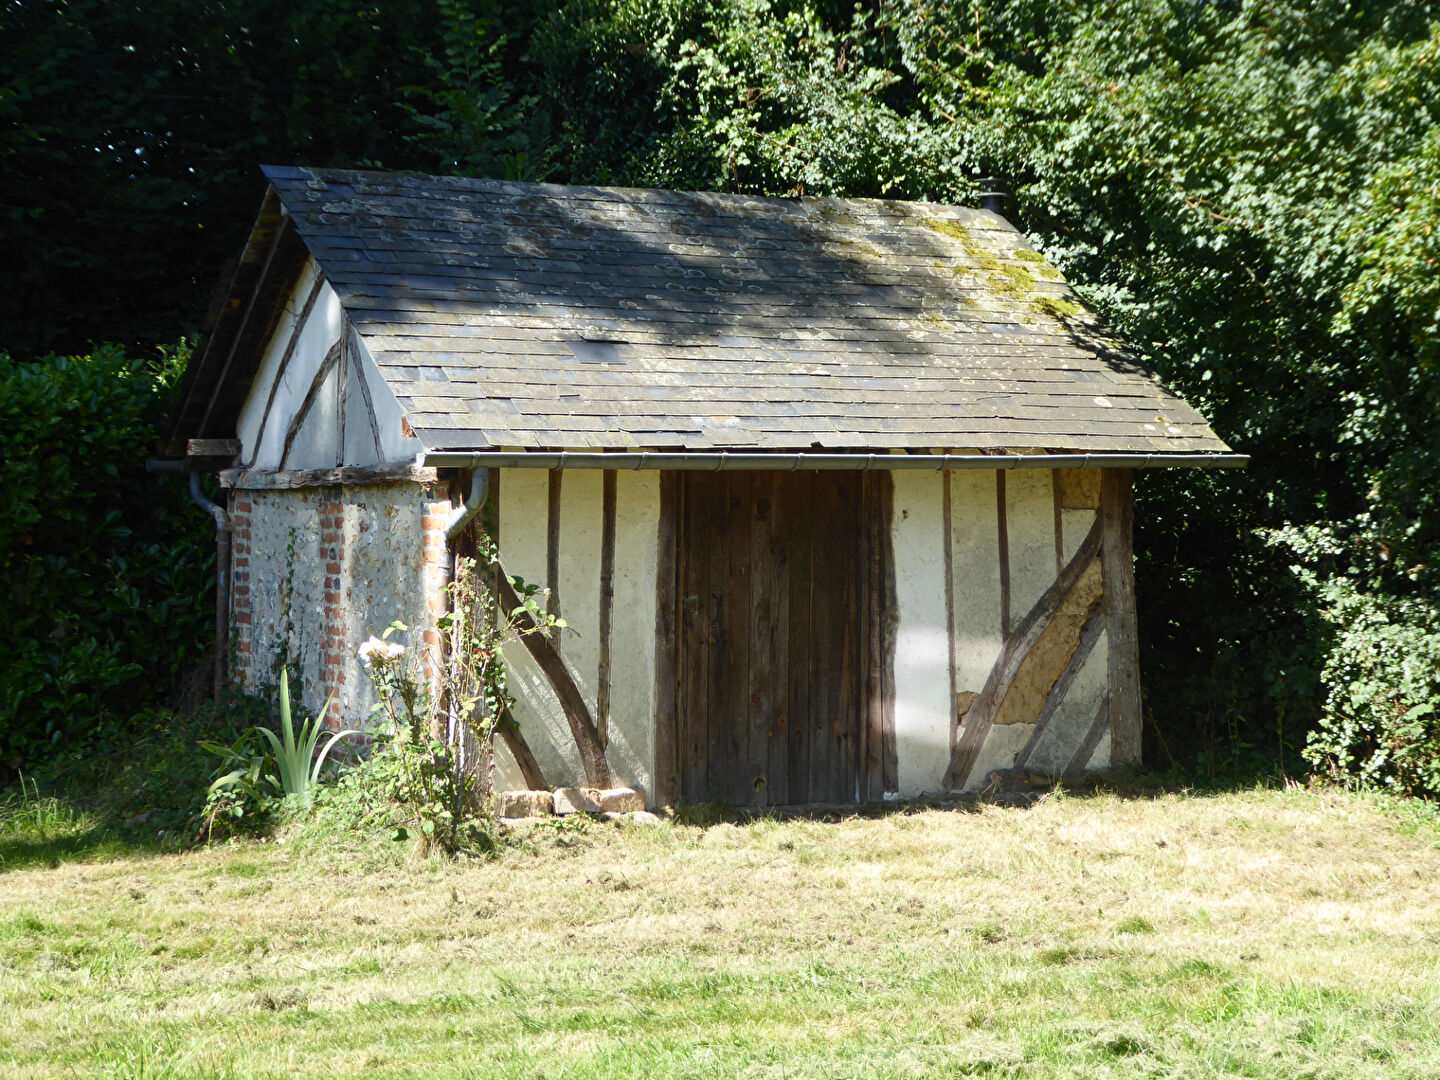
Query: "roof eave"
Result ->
[[161, 186, 309, 456], [420, 450, 1248, 471]]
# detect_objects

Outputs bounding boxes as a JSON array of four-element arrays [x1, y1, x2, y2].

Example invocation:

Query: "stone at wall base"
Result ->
[[553, 787, 602, 814], [553, 786, 646, 814], [598, 787, 645, 813], [497, 789, 554, 818]]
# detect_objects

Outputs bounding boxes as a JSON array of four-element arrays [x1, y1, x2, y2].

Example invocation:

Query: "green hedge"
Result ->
[[0, 345, 211, 769]]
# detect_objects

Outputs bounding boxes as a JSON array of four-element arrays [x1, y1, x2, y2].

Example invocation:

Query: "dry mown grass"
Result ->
[[1, 786, 1438, 1079]]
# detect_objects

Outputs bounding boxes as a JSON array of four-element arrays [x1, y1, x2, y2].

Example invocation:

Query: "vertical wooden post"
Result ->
[[336, 317, 348, 468], [942, 470, 958, 755], [652, 472, 680, 807], [861, 472, 897, 800], [597, 469, 617, 748], [1051, 468, 1065, 576], [487, 468, 501, 538], [996, 470, 1011, 637], [1101, 468, 1142, 767], [546, 469, 563, 647]]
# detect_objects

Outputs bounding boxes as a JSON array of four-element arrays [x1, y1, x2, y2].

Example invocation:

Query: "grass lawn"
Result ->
[[1, 785, 1438, 1079]]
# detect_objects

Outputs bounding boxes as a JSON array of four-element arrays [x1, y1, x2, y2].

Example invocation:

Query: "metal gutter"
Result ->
[[422, 451, 1249, 472]]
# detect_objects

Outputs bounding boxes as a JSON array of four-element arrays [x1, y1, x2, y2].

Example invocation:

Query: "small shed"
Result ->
[[165, 165, 1243, 807]]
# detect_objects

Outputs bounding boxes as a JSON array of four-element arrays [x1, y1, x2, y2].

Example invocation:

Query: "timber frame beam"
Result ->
[[218, 463, 439, 489], [1101, 469, 1142, 766]]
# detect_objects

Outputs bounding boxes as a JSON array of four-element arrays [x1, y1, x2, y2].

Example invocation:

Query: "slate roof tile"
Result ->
[[264, 165, 1231, 455]]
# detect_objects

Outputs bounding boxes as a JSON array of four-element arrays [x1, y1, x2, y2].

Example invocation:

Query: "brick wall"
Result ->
[[318, 497, 347, 726], [229, 494, 253, 685], [420, 495, 452, 686]]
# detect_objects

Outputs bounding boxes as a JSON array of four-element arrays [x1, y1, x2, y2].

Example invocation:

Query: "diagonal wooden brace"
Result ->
[[494, 562, 612, 788]]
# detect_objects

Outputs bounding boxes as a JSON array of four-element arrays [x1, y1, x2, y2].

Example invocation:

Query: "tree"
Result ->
[[0, 0, 445, 359]]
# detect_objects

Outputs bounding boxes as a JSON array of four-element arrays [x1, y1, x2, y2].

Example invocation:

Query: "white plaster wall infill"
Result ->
[[493, 467, 660, 801], [284, 362, 341, 471], [341, 358, 382, 468], [497, 469, 584, 789], [1006, 468, 1056, 625], [235, 258, 320, 463], [970, 722, 1034, 784], [554, 470, 602, 721], [889, 471, 951, 797], [350, 331, 423, 465], [1059, 491, 1109, 772], [950, 469, 1003, 699], [1061, 508, 1096, 564], [953, 470, 1111, 788], [606, 471, 659, 800], [341, 484, 432, 727], [236, 261, 345, 469], [1085, 729, 1112, 772], [237, 489, 327, 715], [1023, 629, 1109, 775]]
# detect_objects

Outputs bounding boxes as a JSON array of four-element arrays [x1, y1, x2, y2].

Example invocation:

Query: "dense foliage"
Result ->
[[3, 0, 1438, 789], [0, 346, 212, 768]]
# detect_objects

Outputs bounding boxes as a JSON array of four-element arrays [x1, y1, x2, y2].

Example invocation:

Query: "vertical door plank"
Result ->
[[787, 470, 816, 805], [708, 471, 752, 803], [837, 473, 864, 800], [747, 472, 778, 805], [765, 471, 792, 806], [700, 472, 726, 798], [809, 472, 858, 802], [678, 474, 708, 800]]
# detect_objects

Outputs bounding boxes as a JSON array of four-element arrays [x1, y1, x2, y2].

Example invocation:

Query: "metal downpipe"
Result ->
[[187, 473, 232, 704]]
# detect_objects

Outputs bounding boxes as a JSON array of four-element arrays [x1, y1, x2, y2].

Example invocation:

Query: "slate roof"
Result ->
[[256, 165, 1230, 455]]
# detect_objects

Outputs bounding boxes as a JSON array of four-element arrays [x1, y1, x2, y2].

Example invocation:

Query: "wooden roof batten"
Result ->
[[170, 164, 1240, 464]]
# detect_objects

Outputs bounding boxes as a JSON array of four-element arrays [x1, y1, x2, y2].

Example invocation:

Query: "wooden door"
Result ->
[[676, 470, 878, 805]]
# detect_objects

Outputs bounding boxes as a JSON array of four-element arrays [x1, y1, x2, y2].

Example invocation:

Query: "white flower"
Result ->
[[358, 635, 405, 669]]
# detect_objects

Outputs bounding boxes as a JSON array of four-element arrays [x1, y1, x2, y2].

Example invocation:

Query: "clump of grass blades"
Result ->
[[0, 775, 116, 870]]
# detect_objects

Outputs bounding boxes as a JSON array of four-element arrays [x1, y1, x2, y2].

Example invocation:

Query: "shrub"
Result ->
[[0, 344, 211, 771], [353, 551, 562, 856], [1302, 577, 1440, 797]]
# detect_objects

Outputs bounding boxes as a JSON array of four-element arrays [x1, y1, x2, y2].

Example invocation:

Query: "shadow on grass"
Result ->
[[0, 777, 190, 872], [0, 692, 278, 874], [0, 823, 135, 872], [670, 765, 1303, 829]]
